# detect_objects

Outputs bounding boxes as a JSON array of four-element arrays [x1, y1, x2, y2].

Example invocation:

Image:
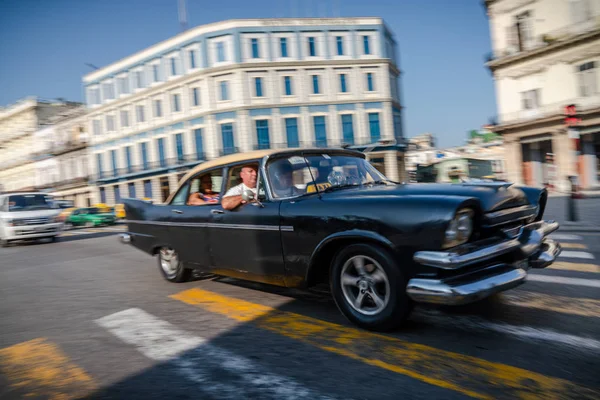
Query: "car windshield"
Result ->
[[266, 153, 390, 198], [8, 194, 55, 211], [88, 208, 100, 214]]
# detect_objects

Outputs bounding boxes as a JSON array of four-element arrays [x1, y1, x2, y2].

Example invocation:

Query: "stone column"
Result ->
[[581, 133, 598, 189], [504, 138, 524, 185], [551, 130, 571, 192], [271, 109, 284, 148], [328, 104, 341, 146], [529, 141, 543, 188], [135, 180, 144, 199], [204, 115, 218, 160], [384, 151, 399, 182]]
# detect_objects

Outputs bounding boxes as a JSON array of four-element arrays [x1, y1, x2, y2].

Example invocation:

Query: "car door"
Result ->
[[208, 162, 285, 286], [164, 168, 224, 269], [70, 209, 83, 225]]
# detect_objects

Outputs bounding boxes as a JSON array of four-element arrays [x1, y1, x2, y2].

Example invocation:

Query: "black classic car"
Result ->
[[120, 148, 561, 331]]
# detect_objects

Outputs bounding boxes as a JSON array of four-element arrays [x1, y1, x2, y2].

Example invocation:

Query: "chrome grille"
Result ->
[[500, 221, 524, 239], [14, 217, 51, 226]]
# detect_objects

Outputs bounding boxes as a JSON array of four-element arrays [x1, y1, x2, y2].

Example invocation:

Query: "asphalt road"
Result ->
[[0, 227, 599, 400]]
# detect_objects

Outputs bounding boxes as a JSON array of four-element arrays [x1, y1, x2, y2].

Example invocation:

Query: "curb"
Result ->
[[556, 226, 600, 232]]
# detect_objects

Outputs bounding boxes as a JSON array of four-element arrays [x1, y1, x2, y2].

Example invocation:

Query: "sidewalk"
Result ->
[[543, 196, 600, 232]]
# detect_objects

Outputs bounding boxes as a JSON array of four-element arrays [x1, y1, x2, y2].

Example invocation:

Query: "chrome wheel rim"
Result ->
[[159, 247, 179, 276], [340, 255, 390, 316]]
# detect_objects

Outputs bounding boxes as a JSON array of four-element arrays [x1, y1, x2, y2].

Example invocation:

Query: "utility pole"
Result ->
[[178, 0, 188, 32]]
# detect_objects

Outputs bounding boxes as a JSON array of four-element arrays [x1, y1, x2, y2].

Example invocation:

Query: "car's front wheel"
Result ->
[[157, 246, 192, 283], [330, 243, 413, 332]]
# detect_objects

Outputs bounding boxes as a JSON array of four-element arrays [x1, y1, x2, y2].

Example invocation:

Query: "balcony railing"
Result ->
[[35, 176, 89, 191], [498, 95, 600, 125], [488, 19, 600, 64], [92, 153, 206, 181]]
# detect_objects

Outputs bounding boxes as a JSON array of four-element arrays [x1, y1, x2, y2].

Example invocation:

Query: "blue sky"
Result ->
[[0, 0, 496, 147]]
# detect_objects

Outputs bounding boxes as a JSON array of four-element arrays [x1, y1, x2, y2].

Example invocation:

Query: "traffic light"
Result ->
[[564, 104, 581, 126]]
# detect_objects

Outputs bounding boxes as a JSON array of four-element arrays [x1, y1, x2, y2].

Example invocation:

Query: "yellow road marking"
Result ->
[[503, 292, 600, 318], [0, 338, 96, 399], [547, 262, 599, 273], [559, 243, 588, 250], [171, 288, 598, 399]]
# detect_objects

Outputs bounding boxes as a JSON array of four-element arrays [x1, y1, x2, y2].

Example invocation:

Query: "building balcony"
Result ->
[[92, 153, 206, 182], [31, 140, 88, 159], [497, 95, 600, 127], [34, 176, 90, 192], [486, 19, 600, 70]]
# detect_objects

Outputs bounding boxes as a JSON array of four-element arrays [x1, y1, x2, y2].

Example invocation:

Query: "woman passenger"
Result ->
[[188, 175, 220, 205]]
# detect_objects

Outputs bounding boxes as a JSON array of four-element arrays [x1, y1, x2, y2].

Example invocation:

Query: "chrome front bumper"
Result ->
[[407, 220, 561, 305], [119, 233, 132, 244]]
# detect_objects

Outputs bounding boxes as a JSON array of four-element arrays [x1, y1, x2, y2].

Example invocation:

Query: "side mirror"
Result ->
[[241, 190, 255, 202], [242, 189, 264, 208]]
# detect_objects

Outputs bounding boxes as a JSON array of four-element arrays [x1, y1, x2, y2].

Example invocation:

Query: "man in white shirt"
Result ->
[[222, 164, 258, 210]]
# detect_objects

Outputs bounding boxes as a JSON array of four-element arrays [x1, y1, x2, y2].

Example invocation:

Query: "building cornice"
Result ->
[[83, 17, 385, 83], [493, 105, 600, 134], [487, 27, 600, 72]]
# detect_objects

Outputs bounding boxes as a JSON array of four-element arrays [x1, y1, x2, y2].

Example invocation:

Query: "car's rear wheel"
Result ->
[[157, 246, 192, 283], [330, 243, 413, 332], [0, 239, 9, 248]]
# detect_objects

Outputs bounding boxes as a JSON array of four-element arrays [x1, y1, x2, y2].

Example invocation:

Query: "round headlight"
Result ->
[[445, 218, 458, 242], [456, 211, 473, 241], [443, 209, 474, 249]]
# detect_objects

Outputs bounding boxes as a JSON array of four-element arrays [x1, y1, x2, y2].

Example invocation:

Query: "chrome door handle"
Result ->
[[172, 209, 183, 214], [211, 209, 224, 215]]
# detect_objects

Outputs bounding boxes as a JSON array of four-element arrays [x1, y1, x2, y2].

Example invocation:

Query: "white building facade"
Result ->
[[0, 97, 81, 193], [83, 18, 405, 205], [485, 0, 600, 190], [32, 107, 93, 207]]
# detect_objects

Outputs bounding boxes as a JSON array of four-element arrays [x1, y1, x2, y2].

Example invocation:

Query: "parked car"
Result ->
[[0, 192, 63, 247], [66, 207, 116, 227], [114, 204, 126, 219], [120, 148, 561, 331]]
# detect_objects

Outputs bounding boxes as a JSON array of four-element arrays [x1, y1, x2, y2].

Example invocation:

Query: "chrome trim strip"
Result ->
[[124, 219, 294, 232], [530, 238, 562, 269], [413, 220, 559, 269], [483, 205, 537, 227], [414, 240, 521, 270], [406, 267, 527, 305], [119, 233, 131, 244]]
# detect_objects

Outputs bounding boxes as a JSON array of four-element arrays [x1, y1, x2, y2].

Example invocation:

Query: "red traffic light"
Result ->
[[564, 104, 580, 126]]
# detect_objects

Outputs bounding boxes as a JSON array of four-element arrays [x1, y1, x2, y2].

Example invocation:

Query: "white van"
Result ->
[[0, 192, 64, 247]]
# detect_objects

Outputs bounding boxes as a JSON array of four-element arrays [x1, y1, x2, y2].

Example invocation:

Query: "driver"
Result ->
[[221, 164, 258, 210], [270, 160, 303, 198]]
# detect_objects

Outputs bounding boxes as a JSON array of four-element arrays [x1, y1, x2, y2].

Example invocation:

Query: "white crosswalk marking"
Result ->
[[527, 275, 600, 288], [559, 251, 595, 260], [96, 308, 338, 400], [414, 309, 600, 353], [549, 234, 583, 241]]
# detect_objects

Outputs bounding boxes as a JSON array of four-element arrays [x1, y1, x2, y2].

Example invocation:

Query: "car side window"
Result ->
[[171, 183, 190, 206], [223, 162, 259, 195], [186, 169, 224, 206]]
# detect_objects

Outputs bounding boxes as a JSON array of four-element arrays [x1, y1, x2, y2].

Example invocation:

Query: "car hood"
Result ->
[[1, 209, 61, 219], [320, 182, 529, 212]]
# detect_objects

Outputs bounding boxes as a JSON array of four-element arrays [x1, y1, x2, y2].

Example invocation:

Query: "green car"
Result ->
[[66, 207, 116, 228]]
